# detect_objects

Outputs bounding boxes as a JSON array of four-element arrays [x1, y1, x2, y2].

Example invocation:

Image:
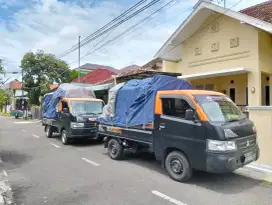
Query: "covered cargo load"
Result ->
[[97, 75, 192, 127], [42, 83, 96, 119]]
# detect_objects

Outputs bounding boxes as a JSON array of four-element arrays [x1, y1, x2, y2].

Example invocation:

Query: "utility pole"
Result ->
[[21, 68, 25, 119], [78, 35, 81, 83]]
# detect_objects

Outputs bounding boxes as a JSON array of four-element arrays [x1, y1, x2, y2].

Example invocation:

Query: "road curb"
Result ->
[[0, 156, 15, 205]]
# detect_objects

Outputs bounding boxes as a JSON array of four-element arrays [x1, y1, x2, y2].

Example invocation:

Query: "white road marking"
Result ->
[[152, 190, 188, 205], [3, 170, 8, 177], [251, 163, 272, 169], [22, 129, 27, 132], [81, 157, 100, 167], [246, 164, 272, 173], [50, 143, 60, 148], [32, 134, 40, 139]]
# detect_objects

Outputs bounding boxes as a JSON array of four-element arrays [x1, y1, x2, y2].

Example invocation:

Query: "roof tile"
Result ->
[[72, 68, 117, 84], [240, 0, 272, 24]]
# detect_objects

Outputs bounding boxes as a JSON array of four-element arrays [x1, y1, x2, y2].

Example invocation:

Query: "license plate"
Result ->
[[244, 152, 256, 163]]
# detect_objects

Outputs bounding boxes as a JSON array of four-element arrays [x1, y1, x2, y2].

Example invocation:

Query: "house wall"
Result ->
[[248, 108, 272, 165], [259, 31, 272, 74], [163, 14, 261, 105], [162, 60, 179, 73], [161, 13, 272, 164], [190, 74, 247, 105]]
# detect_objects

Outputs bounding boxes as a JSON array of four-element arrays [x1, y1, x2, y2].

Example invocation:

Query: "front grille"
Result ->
[[236, 135, 256, 152], [84, 122, 97, 128]]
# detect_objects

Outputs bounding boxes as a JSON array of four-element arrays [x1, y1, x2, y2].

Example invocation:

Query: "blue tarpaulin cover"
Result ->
[[42, 83, 96, 119], [97, 75, 192, 127]]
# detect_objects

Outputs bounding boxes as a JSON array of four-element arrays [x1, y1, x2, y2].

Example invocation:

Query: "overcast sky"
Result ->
[[0, 0, 267, 81]]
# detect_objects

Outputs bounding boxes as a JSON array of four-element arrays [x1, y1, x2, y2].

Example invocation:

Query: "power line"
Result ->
[[57, 0, 148, 58], [72, 0, 189, 63], [57, 0, 150, 58], [21, 0, 245, 92], [21, 0, 171, 91], [91, 0, 191, 55], [58, 0, 162, 59]]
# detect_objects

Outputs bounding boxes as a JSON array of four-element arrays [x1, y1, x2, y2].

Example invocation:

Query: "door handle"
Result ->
[[159, 124, 165, 129]]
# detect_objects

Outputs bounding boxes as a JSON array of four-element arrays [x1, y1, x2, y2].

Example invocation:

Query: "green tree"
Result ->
[[69, 70, 80, 81], [0, 59, 4, 74], [20, 50, 71, 105], [0, 89, 8, 111]]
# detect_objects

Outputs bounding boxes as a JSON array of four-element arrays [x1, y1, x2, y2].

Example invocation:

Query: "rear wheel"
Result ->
[[45, 125, 53, 138], [165, 151, 192, 182], [108, 139, 123, 160], [61, 129, 69, 145]]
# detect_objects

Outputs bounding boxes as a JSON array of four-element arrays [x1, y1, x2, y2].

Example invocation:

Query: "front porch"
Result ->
[[179, 69, 272, 118]]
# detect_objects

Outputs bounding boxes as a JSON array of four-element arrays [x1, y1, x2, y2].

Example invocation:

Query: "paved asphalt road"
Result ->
[[0, 117, 271, 205]]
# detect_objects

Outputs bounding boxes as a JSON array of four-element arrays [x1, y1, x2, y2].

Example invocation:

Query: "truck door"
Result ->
[[59, 100, 71, 132], [155, 95, 206, 170]]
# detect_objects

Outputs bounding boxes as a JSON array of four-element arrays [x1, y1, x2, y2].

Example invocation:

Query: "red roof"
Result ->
[[72, 68, 117, 84], [240, 0, 272, 24], [9, 80, 21, 89]]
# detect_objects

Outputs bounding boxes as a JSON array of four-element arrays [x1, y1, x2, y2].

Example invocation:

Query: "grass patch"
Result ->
[[0, 112, 11, 117]]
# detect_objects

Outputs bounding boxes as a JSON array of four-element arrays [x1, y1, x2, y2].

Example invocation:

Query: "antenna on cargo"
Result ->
[[212, 0, 226, 8]]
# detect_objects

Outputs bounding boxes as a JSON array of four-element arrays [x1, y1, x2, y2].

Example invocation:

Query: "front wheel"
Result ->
[[108, 139, 123, 160], [61, 129, 69, 145], [165, 151, 192, 182]]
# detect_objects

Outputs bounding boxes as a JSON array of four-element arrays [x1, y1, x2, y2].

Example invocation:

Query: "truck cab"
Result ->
[[45, 98, 104, 144], [153, 90, 259, 181]]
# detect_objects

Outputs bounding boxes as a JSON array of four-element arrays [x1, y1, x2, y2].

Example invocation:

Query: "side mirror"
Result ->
[[185, 109, 194, 121], [63, 108, 69, 114]]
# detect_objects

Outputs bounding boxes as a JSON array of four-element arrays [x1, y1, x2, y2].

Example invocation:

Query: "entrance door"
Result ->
[[155, 96, 206, 170], [230, 88, 236, 103], [265, 86, 270, 105]]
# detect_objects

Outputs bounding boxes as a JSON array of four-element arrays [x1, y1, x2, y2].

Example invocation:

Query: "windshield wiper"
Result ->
[[227, 118, 240, 122]]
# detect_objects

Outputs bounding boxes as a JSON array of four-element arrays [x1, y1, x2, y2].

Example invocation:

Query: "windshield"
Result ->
[[71, 101, 103, 115], [194, 95, 244, 122]]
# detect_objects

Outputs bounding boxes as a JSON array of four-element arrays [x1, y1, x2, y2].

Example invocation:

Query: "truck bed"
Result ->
[[42, 118, 58, 127], [98, 124, 153, 145]]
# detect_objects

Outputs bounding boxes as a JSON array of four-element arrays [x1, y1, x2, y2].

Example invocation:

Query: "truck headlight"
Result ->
[[207, 139, 237, 151], [71, 122, 84, 128]]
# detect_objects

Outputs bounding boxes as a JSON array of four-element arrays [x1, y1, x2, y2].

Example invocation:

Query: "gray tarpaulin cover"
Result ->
[[97, 75, 192, 127], [99, 82, 125, 119], [43, 83, 96, 119]]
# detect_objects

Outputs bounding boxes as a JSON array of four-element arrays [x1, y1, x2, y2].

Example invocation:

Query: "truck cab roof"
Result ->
[[62, 98, 103, 102], [157, 90, 225, 97]]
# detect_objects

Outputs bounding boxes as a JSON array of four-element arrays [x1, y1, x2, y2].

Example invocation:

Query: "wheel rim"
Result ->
[[62, 132, 67, 143], [46, 127, 50, 136], [110, 144, 117, 156], [171, 159, 183, 174]]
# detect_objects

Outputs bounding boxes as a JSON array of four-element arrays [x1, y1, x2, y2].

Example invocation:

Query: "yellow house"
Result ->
[[154, 0, 272, 165]]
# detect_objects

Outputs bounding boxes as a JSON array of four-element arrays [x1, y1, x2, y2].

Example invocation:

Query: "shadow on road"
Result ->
[[123, 152, 261, 194], [0, 150, 32, 170], [52, 136, 103, 147], [70, 139, 103, 147]]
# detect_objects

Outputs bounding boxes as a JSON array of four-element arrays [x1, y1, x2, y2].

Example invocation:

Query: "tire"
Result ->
[[45, 125, 53, 138], [61, 129, 69, 145], [165, 151, 192, 182], [108, 139, 123, 160]]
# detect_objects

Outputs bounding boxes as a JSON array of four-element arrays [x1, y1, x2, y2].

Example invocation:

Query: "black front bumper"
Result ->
[[206, 145, 260, 173], [70, 128, 97, 139]]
